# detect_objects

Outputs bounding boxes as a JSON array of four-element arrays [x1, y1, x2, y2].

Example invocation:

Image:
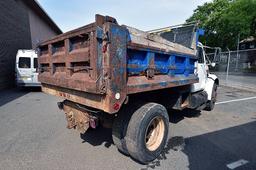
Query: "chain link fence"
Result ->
[[207, 48, 256, 91]]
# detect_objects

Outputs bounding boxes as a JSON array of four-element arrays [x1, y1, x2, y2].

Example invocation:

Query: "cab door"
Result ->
[[17, 56, 33, 84], [32, 56, 39, 84], [191, 45, 208, 92]]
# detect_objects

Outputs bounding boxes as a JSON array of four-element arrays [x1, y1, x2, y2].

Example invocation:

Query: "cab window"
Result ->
[[197, 47, 204, 63], [18, 57, 31, 68]]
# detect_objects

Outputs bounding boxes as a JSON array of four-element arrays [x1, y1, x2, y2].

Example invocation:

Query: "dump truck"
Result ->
[[37, 14, 219, 163]]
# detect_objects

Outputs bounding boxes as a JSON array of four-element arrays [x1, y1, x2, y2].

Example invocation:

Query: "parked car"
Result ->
[[15, 49, 41, 87]]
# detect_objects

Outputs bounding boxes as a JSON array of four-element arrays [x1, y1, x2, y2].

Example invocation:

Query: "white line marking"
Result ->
[[216, 96, 256, 105], [226, 159, 249, 169]]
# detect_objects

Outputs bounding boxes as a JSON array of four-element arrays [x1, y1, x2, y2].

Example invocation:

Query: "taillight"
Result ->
[[113, 103, 120, 111]]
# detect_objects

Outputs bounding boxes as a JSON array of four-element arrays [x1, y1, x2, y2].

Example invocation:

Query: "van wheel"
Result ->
[[205, 83, 217, 111], [125, 103, 169, 164]]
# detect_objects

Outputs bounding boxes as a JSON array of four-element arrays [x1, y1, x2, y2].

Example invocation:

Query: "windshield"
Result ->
[[18, 57, 31, 68]]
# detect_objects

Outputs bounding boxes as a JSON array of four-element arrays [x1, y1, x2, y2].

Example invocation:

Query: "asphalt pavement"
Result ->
[[0, 86, 255, 170]]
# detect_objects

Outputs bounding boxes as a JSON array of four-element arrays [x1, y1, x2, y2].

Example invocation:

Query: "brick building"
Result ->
[[0, 0, 62, 89]]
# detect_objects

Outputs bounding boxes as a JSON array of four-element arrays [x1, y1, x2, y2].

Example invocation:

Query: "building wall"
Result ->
[[0, 0, 32, 89], [0, 0, 60, 89], [24, 4, 58, 48]]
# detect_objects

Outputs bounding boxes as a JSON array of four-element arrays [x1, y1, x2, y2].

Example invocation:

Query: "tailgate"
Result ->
[[38, 17, 104, 94]]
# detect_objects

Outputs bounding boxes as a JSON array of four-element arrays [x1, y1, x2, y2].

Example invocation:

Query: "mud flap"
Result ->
[[63, 104, 90, 134]]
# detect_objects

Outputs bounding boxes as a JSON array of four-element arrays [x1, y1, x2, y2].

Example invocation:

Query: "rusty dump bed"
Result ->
[[38, 14, 199, 114]]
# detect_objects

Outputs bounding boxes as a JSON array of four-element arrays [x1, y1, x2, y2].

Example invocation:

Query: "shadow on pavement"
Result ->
[[78, 109, 255, 170], [80, 126, 113, 148], [183, 121, 256, 170], [0, 88, 27, 107], [169, 109, 201, 123], [144, 121, 256, 170], [0, 87, 41, 107], [79, 109, 201, 149]]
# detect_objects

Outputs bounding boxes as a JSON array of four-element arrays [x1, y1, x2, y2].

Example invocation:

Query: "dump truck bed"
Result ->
[[38, 15, 199, 113]]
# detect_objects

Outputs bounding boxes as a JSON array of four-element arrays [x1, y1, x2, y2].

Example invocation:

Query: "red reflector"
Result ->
[[102, 44, 107, 53], [113, 103, 120, 110]]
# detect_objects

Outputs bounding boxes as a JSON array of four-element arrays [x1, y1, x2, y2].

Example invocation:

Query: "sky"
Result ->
[[37, 0, 211, 33]]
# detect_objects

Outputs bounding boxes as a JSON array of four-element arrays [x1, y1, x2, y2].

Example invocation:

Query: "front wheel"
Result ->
[[205, 83, 217, 111], [125, 103, 169, 164]]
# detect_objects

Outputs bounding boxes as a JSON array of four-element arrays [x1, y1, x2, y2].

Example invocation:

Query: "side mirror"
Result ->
[[210, 63, 216, 67]]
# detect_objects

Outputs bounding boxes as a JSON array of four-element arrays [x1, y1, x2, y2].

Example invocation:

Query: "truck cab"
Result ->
[[191, 42, 219, 110]]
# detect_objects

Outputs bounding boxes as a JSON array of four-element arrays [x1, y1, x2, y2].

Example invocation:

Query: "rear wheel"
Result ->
[[125, 103, 169, 163], [205, 83, 217, 111]]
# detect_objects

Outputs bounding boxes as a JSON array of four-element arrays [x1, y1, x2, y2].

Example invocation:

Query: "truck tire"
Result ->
[[125, 103, 169, 163], [112, 106, 133, 155], [205, 83, 217, 111]]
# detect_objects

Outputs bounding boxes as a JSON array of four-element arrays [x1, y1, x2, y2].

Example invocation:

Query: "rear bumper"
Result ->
[[16, 82, 41, 87]]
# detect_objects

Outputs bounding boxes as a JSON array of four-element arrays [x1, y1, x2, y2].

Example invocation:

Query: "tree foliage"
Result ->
[[187, 0, 256, 49]]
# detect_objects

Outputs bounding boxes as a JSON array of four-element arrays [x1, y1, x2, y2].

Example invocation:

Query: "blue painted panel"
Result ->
[[125, 28, 203, 77], [155, 54, 169, 74], [127, 49, 196, 77], [127, 50, 148, 74], [168, 55, 176, 76], [175, 56, 185, 74]]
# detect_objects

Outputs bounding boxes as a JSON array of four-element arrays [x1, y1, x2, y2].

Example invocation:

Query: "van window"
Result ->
[[34, 58, 38, 68], [18, 57, 31, 68]]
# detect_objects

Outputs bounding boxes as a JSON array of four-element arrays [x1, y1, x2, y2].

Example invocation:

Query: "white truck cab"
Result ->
[[15, 49, 41, 87], [191, 42, 219, 110]]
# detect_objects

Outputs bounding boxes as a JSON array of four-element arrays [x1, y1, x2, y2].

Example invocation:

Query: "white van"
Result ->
[[15, 49, 41, 87]]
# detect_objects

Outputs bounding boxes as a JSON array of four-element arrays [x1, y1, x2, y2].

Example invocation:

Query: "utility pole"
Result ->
[[226, 48, 231, 82], [235, 33, 240, 71]]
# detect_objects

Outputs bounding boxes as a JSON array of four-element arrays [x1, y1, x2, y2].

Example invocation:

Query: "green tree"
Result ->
[[187, 0, 256, 50]]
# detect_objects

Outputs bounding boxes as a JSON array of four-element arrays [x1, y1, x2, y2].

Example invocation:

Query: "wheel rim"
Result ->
[[145, 116, 165, 151]]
